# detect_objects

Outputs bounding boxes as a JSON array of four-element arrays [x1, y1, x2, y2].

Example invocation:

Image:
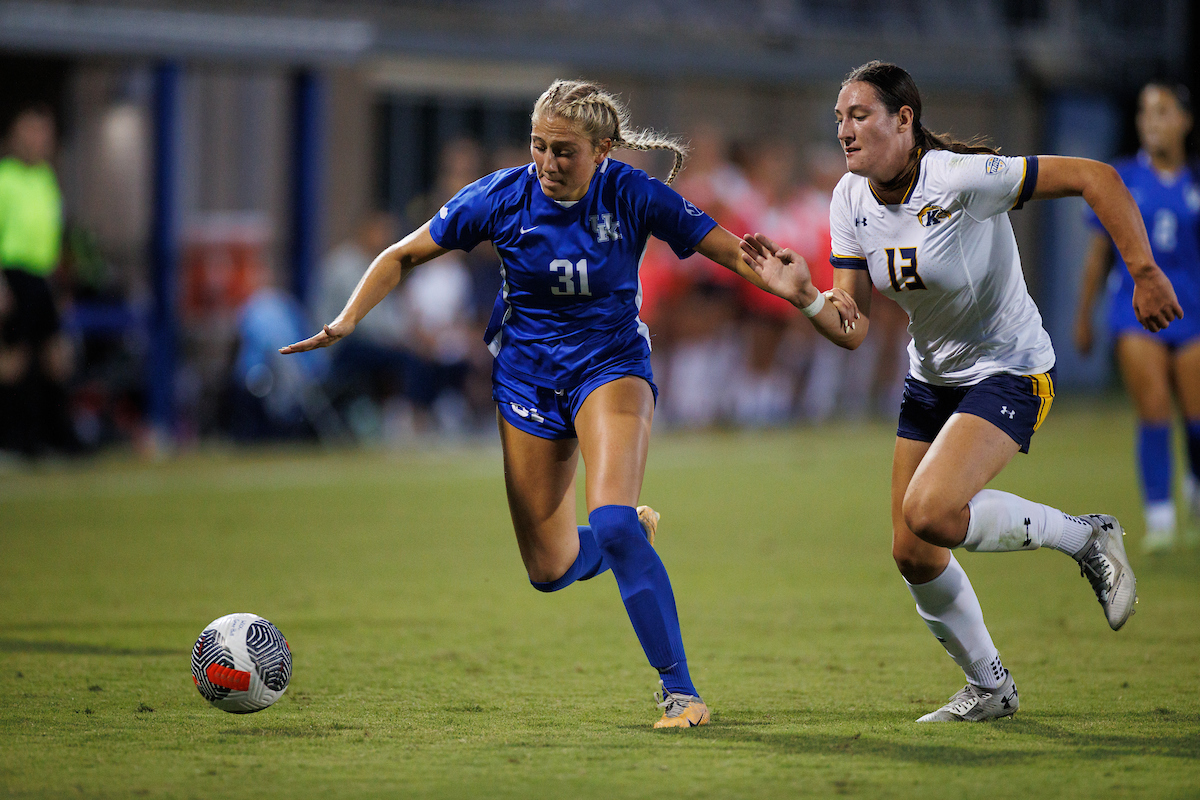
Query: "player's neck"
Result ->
[[870, 149, 921, 204], [1146, 146, 1186, 176]]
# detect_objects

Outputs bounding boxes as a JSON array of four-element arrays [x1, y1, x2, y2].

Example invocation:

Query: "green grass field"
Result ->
[[2, 399, 1199, 798]]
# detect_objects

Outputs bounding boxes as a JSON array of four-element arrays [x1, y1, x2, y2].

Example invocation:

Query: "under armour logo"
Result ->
[[590, 213, 621, 242], [1023, 518, 1032, 548], [1000, 405, 1016, 419], [855, 217, 868, 227]]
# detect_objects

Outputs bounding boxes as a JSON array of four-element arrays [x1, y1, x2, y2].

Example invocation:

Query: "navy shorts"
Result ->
[[897, 367, 1056, 454], [493, 357, 658, 440]]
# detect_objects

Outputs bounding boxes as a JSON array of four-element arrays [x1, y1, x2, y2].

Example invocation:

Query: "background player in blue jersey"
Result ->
[[1075, 83, 1200, 553], [281, 79, 852, 727]]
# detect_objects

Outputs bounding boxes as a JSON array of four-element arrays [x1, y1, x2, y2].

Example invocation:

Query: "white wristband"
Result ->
[[800, 291, 826, 318]]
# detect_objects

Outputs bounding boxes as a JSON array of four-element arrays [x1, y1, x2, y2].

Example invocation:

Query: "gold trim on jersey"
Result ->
[[1008, 157, 1028, 211], [1026, 371, 1055, 431], [868, 151, 923, 206]]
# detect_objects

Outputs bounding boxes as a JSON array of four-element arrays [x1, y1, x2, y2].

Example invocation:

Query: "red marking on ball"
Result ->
[[206, 663, 252, 691]]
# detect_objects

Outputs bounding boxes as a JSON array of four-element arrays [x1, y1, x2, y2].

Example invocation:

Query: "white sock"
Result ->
[[905, 553, 1004, 689], [1145, 500, 1176, 535], [962, 489, 1093, 557]]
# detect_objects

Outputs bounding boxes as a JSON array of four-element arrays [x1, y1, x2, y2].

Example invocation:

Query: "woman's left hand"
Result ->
[[1132, 265, 1184, 332], [740, 233, 812, 306]]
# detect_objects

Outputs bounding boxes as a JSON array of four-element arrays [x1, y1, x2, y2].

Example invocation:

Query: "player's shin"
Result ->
[[589, 504, 696, 697], [905, 553, 1006, 689], [962, 489, 1092, 556]]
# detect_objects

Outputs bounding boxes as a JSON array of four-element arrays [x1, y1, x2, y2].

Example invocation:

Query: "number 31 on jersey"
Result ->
[[550, 258, 591, 296]]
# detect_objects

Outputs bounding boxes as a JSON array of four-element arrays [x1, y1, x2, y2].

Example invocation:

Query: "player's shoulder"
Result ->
[[832, 171, 865, 205], [603, 158, 660, 193], [479, 164, 536, 197], [922, 149, 1029, 196], [442, 165, 532, 219]]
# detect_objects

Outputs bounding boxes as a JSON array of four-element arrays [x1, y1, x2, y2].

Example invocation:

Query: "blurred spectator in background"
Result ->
[[314, 210, 415, 440], [730, 137, 810, 426], [399, 137, 484, 435], [230, 282, 338, 442], [654, 125, 742, 428], [0, 104, 80, 457]]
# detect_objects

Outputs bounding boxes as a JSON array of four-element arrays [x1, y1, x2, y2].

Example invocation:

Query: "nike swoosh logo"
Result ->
[[520, 226, 538, 234]]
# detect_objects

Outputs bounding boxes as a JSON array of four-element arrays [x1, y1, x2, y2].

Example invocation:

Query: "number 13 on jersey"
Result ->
[[550, 258, 591, 296], [885, 247, 926, 292]]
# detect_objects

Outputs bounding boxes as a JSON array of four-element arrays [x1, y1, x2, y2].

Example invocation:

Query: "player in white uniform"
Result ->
[[742, 61, 1183, 722]]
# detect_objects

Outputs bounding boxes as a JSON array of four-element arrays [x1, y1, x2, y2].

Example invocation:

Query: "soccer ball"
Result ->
[[191, 613, 292, 713]]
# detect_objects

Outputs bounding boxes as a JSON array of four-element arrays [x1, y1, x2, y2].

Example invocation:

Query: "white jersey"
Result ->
[[829, 149, 1055, 386]]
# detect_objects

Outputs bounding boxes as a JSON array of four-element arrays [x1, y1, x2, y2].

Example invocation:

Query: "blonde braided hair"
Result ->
[[532, 80, 689, 185]]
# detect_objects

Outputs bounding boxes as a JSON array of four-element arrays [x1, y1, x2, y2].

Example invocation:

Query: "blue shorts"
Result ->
[[493, 357, 658, 440], [897, 367, 1056, 454], [1109, 288, 1200, 349]]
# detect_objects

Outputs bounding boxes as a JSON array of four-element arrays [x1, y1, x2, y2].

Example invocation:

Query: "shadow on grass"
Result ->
[[643, 709, 1200, 764], [219, 722, 364, 738], [0, 638, 183, 657]]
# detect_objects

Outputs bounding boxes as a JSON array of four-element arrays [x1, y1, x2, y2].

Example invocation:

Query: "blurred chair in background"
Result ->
[[0, 104, 80, 457]]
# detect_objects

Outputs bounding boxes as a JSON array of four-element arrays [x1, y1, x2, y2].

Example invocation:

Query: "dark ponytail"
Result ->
[[843, 61, 998, 156]]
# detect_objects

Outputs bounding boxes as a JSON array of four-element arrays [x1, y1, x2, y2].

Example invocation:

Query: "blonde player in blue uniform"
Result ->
[[743, 61, 1183, 722], [1075, 83, 1200, 553], [282, 80, 847, 727]]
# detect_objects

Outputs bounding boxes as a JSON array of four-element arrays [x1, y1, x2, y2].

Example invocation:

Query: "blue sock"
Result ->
[[589, 504, 696, 697], [1187, 421, 1200, 484], [530, 526, 611, 592], [1138, 423, 1173, 503]]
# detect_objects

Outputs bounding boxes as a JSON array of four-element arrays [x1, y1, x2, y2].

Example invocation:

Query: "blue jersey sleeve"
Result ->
[[635, 174, 718, 258], [428, 174, 495, 252]]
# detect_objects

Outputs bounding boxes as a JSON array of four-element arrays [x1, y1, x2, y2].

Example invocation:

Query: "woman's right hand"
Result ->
[[279, 319, 355, 354]]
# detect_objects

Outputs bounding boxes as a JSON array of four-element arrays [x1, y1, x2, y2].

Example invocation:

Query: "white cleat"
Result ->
[[917, 671, 1019, 722], [1077, 514, 1137, 631]]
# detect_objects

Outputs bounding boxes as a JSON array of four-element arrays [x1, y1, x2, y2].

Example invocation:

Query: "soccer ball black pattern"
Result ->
[[245, 618, 292, 692], [190, 613, 291, 713]]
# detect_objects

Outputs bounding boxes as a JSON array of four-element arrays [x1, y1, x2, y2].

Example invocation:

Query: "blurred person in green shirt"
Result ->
[[0, 103, 78, 456]]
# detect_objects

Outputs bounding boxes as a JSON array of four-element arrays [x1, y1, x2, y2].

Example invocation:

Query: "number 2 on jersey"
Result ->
[[550, 258, 591, 296], [885, 247, 926, 292]]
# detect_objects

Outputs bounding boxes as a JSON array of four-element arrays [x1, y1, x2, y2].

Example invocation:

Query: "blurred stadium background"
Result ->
[[0, 0, 1196, 455]]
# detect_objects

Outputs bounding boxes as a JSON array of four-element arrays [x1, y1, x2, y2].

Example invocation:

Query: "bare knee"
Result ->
[[902, 486, 967, 549], [892, 539, 947, 584]]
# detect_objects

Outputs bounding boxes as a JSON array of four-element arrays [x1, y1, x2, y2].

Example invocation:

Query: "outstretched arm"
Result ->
[[736, 233, 867, 349], [1034, 156, 1181, 332], [691, 225, 859, 335], [280, 223, 447, 354], [1073, 231, 1115, 355]]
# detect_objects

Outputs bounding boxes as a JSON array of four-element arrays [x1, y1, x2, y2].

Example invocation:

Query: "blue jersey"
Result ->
[[1087, 151, 1200, 327], [429, 159, 717, 389]]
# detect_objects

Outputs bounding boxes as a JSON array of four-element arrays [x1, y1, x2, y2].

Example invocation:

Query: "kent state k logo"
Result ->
[[917, 204, 950, 227]]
